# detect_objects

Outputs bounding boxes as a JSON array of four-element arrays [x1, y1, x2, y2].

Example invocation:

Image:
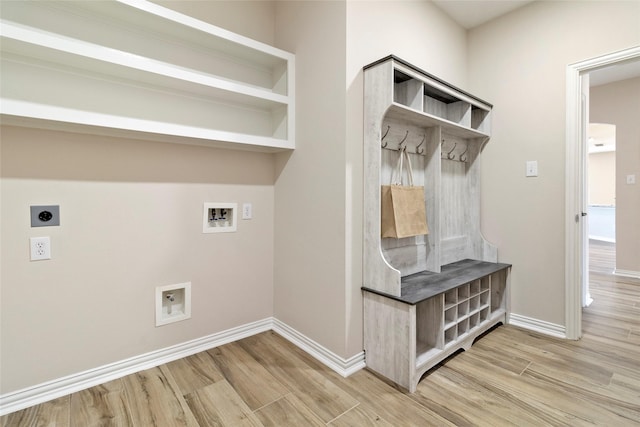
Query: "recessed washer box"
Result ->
[[203, 202, 237, 233]]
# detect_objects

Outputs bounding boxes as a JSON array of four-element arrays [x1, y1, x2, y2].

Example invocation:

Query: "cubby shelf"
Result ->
[[0, 0, 295, 152]]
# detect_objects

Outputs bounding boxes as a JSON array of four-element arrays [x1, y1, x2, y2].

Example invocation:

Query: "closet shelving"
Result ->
[[362, 55, 510, 392], [0, 0, 294, 152]]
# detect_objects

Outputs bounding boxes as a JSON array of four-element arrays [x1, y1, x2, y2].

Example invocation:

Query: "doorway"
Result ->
[[565, 46, 640, 340]]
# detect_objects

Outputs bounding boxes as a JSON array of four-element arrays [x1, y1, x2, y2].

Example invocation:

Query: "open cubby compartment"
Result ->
[[480, 289, 490, 307], [469, 294, 480, 312], [470, 280, 481, 295], [444, 289, 457, 308], [394, 70, 424, 111], [480, 306, 490, 322], [416, 297, 444, 359], [480, 276, 491, 292], [444, 325, 457, 347], [469, 312, 480, 329], [457, 318, 470, 337], [423, 86, 471, 128], [471, 106, 491, 134], [457, 299, 469, 318], [457, 283, 470, 301], [444, 305, 457, 328], [490, 269, 509, 313]]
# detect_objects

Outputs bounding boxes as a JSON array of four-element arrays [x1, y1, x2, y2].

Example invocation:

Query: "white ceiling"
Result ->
[[432, 0, 534, 29]]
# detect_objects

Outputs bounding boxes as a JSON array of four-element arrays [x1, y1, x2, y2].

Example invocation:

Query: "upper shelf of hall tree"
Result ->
[[365, 55, 492, 141], [0, 0, 295, 152]]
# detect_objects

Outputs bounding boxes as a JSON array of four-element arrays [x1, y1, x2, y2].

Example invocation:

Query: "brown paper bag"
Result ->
[[381, 147, 428, 238]]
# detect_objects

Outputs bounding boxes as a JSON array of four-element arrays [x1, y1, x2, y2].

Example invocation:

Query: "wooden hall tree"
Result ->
[[362, 56, 511, 392]]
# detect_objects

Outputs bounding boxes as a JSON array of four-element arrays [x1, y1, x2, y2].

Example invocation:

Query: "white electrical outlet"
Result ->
[[242, 203, 252, 220], [30, 236, 51, 261]]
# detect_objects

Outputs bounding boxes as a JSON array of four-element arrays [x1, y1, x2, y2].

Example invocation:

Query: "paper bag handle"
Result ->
[[391, 147, 415, 186]]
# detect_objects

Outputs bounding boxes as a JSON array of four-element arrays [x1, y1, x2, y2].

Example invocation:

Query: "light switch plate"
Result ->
[[242, 203, 252, 220], [526, 161, 538, 177], [626, 174, 636, 185]]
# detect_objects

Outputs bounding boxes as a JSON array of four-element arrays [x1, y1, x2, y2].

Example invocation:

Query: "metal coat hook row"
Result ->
[[380, 127, 425, 155], [441, 138, 469, 162], [381, 125, 390, 148]]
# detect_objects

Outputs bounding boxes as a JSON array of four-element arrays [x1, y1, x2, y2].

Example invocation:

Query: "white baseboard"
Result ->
[[614, 269, 640, 279], [508, 313, 566, 339], [272, 318, 366, 377], [0, 317, 365, 416]]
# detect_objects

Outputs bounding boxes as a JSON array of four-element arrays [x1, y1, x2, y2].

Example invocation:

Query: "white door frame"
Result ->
[[565, 46, 640, 340]]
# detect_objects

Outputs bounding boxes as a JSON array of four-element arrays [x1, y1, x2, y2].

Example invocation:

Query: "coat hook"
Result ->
[[398, 130, 409, 150], [447, 142, 457, 160], [381, 125, 390, 148], [416, 134, 425, 154], [459, 144, 468, 162]]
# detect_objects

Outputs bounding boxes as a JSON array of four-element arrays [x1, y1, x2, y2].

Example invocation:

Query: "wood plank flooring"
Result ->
[[3, 249, 639, 426], [589, 239, 616, 275]]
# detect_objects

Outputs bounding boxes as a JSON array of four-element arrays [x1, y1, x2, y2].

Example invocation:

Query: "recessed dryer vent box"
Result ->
[[203, 202, 237, 233]]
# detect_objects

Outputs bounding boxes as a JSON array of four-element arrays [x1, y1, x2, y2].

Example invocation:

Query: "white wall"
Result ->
[[0, 1, 278, 395], [467, 1, 640, 325], [588, 152, 616, 206], [591, 77, 640, 273]]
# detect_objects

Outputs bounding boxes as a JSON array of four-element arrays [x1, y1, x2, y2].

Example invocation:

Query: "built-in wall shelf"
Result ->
[[0, 0, 295, 152]]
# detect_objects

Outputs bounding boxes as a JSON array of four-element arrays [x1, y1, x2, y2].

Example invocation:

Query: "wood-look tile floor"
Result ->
[[3, 246, 639, 426], [589, 239, 616, 275]]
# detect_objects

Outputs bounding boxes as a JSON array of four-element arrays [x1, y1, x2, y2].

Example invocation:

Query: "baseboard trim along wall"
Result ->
[[614, 269, 640, 280], [509, 313, 567, 339], [0, 318, 365, 416], [272, 318, 366, 377]]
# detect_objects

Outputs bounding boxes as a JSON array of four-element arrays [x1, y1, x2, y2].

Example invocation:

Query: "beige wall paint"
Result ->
[[0, 127, 276, 392], [591, 77, 640, 273], [272, 1, 349, 356], [0, 2, 277, 395], [345, 0, 467, 356], [588, 152, 616, 206], [467, 1, 640, 325]]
